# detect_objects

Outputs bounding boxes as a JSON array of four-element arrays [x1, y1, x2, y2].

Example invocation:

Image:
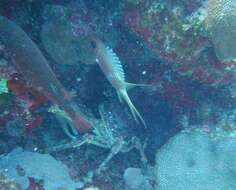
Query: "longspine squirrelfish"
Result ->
[[90, 37, 146, 126]]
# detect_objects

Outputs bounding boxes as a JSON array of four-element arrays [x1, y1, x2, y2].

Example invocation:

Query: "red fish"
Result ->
[[7, 74, 48, 110], [0, 16, 92, 134]]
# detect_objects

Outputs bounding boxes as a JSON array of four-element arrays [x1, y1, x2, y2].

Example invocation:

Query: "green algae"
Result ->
[[0, 79, 8, 94]]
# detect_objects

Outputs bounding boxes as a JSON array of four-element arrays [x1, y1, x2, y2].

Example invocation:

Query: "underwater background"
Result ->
[[0, 0, 236, 189]]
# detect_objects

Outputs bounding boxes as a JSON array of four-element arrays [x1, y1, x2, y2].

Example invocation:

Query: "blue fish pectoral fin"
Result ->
[[118, 89, 146, 127], [125, 82, 152, 91]]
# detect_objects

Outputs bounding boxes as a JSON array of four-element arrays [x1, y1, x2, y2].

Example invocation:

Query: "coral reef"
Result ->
[[0, 0, 236, 190]]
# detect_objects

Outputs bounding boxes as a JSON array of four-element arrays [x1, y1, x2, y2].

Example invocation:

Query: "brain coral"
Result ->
[[155, 130, 236, 190]]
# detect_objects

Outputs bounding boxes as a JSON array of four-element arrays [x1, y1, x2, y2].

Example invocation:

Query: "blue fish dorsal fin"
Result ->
[[106, 46, 125, 81]]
